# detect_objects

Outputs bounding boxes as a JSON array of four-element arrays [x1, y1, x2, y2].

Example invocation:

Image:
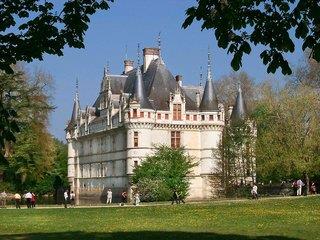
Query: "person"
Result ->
[[134, 192, 140, 206], [64, 190, 69, 208], [171, 190, 179, 205], [251, 184, 258, 199], [14, 193, 21, 209], [292, 180, 298, 196], [69, 191, 75, 207], [31, 192, 36, 208], [310, 182, 317, 194], [120, 190, 127, 206], [0, 191, 7, 208], [106, 189, 112, 204], [296, 179, 304, 196], [24, 191, 32, 208]]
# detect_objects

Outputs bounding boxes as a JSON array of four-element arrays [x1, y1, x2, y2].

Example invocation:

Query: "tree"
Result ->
[[253, 84, 320, 191], [0, 0, 112, 160], [183, 0, 320, 75], [132, 146, 197, 202], [215, 71, 256, 110], [213, 119, 256, 197], [0, 0, 113, 74], [0, 66, 55, 191]]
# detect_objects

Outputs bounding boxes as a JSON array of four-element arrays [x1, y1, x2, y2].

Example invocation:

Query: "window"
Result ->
[[134, 131, 139, 147], [157, 113, 161, 119], [217, 114, 221, 121], [165, 114, 169, 119], [132, 109, 137, 118], [148, 112, 151, 118], [140, 111, 144, 118], [186, 114, 190, 120], [171, 131, 181, 148], [173, 104, 181, 120], [209, 115, 214, 121], [201, 115, 205, 121], [134, 160, 138, 168], [193, 115, 197, 121]]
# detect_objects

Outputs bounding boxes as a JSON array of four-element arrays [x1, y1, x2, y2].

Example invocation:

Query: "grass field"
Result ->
[[0, 196, 319, 240]]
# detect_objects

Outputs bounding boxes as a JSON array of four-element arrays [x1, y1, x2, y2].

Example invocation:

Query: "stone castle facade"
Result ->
[[65, 45, 252, 204]]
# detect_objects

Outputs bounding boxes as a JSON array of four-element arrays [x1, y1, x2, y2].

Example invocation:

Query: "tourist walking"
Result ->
[[171, 190, 179, 205], [31, 193, 36, 208], [14, 193, 21, 209], [296, 179, 304, 196], [64, 190, 69, 208], [134, 192, 140, 206], [24, 191, 32, 208], [310, 182, 317, 194], [0, 191, 7, 208], [70, 191, 76, 207], [251, 184, 258, 199], [106, 189, 112, 204], [120, 190, 127, 206]]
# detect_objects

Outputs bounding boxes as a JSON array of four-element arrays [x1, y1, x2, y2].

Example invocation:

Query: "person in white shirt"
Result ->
[[63, 190, 69, 208], [69, 191, 75, 207], [251, 184, 258, 199], [296, 179, 304, 196], [25, 191, 32, 208], [0, 191, 7, 208], [106, 189, 112, 204]]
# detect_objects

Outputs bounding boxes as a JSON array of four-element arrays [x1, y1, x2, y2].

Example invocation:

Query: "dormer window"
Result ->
[[173, 104, 181, 120]]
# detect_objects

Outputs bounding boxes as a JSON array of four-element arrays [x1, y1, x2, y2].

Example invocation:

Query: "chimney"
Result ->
[[196, 91, 200, 108], [228, 106, 233, 118], [143, 48, 159, 72], [124, 60, 134, 74], [175, 75, 182, 87]]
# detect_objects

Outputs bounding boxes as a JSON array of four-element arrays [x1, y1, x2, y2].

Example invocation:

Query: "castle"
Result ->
[[65, 45, 251, 204]]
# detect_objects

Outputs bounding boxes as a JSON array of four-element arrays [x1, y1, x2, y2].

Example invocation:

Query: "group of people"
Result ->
[[105, 189, 140, 206], [63, 190, 76, 208], [0, 190, 36, 209], [292, 179, 317, 196]]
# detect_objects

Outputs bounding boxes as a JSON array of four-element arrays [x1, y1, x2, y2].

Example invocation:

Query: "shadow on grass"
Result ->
[[0, 231, 300, 240]]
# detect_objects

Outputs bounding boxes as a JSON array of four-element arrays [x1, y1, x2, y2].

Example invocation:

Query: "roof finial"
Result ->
[[125, 44, 128, 60], [106, 61, 111, 90], [207, 46, 212, 81], [158, 31, 161, 51], [104, 61, 109, 78], [137, 43, 141, 68], [199, 66, 203, 86], [76, 77, 79, 101]]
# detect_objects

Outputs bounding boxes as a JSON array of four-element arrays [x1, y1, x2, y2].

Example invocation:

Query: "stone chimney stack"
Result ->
[[124, 60, 134, 74], [143, 47, 159, 73], [175, 75, 183, 87]]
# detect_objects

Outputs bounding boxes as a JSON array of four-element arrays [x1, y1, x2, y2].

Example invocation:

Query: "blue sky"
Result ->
[[28, 0, 304, 140]]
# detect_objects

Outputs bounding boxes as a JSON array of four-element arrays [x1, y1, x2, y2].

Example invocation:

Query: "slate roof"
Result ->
[[230, 86, 247, 121], [124, 59, 197, 110]]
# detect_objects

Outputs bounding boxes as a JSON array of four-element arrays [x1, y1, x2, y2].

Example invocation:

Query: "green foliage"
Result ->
[[132, 145, 197, 202], [254, 85, 320, 183], [214, 120, 255, 197], [183, 0, 320, 75], [0, 0, 113, 73]]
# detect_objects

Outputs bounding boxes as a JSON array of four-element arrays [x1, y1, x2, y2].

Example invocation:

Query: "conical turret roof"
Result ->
[[230, 85, 247, 121], [199, 51, 218, 111]]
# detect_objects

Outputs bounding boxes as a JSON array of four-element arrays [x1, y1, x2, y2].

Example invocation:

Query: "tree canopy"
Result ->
[[132, 146, 196, 202], [0, 0, 113, 73], [183, 0, 320, 75]]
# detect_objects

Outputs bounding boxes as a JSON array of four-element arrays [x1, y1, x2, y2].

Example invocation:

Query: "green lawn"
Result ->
[[0, 196, 319, 240]]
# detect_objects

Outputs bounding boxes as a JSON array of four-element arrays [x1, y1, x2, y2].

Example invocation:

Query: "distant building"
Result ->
[[65, 44, 253, 204]]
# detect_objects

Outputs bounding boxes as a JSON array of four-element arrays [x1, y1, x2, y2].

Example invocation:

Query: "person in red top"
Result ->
[[31, 192, 36, 208]]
